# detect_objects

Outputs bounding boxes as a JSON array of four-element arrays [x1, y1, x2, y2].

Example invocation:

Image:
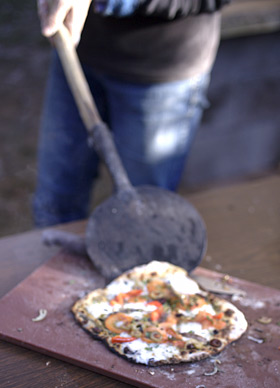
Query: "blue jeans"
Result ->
[[33, 53, 210, 226]]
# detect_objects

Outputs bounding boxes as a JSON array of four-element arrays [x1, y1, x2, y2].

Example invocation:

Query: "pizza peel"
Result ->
[[51, 25, 207, 280]]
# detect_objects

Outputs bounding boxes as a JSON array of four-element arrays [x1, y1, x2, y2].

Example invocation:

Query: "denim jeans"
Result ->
[[33, 52, 210, 226]]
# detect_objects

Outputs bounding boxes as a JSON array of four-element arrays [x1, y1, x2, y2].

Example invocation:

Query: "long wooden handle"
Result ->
[[53, 25, 101, 130], [52, 25, 134, 195]]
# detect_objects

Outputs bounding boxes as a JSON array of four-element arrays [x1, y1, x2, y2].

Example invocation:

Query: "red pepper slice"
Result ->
[[213, 312, 224, 320], [147, 301, 164, 321], [126, 289, 143, 297], [147, 300, 163, 308], [110, 289, 143, 305], [111, 336, 137, 344], [150, 310, 161, 322]]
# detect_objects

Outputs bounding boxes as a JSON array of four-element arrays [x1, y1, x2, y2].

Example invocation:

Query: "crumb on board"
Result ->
[[203, 359, 221, 376], [32, 309, 48, 322], [247, 335, 264, 344], [257, 317, 272, 325], [222, 274, 232, 284]]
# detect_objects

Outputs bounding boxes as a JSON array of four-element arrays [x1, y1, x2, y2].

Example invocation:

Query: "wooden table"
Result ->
[[221, 0, 280, 38], [0, 174, 279, 388]]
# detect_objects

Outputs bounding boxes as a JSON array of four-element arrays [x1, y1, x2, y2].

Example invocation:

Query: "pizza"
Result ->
[[72, 261, 247, 365]]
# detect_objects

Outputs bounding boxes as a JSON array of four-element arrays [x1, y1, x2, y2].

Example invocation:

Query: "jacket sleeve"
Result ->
[[93, 0, 231, 19]]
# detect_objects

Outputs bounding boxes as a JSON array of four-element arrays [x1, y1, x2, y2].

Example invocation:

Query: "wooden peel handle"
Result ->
[[52, 25, 133, 194], [53, 25, 101, 130]]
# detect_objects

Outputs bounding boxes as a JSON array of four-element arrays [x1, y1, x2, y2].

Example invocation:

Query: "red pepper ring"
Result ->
[[126, 289, 143, 297], [147, 300, 164, 321], [110, 289, 143, 305], [111, 336, 137, 344]]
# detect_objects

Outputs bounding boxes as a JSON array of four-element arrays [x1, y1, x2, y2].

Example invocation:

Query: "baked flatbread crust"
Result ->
[[72, 261, 247, 365]]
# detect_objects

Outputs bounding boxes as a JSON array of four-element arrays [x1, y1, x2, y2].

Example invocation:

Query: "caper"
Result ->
[[224, 309, 234, 317]]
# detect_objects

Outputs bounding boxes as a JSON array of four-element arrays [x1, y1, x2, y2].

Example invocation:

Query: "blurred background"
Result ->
[[0, 0, 280, 238]]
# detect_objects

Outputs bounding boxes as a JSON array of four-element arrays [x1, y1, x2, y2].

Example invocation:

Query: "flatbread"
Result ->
[[72, 261, 247, 365]]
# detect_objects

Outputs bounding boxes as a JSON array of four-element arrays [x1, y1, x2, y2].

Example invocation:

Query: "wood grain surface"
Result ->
[[183, 175, 280, 289], [0, 174, 279, 388], [221, 0, 280, 38]]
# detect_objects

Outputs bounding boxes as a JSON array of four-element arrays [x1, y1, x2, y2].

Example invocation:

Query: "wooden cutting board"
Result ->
[[0, 252, 279, 388]]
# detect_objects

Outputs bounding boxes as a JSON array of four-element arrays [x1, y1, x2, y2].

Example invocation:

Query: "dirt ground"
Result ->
[[0, 0, 49, 237], [0, 0, 115, 238]]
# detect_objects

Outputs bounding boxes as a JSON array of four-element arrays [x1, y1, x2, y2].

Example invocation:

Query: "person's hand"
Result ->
[[37, 0, 92, 45]]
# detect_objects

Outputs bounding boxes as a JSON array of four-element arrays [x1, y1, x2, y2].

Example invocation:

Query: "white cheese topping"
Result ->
[[177, 303, 216, 320], [178, 322, 212, 341], [223, 303, 248, 340], [106, 279, 136, 297], [86, 302, 113, 319], [126, 311, 145, 320], [121, 339, 180, 365], [124, 302, 156, 312], [191, 303, 216, 316], [85, 298, 157, 320], [139, 261, 172, 274], [166, 272, 201, 295], [177, 308, 194, 318]]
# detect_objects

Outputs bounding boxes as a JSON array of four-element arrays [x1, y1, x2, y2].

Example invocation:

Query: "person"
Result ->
[[34, 0, 230, 227]]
